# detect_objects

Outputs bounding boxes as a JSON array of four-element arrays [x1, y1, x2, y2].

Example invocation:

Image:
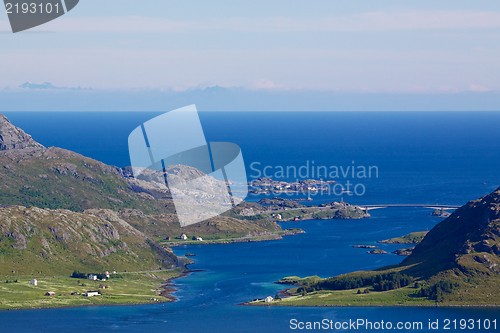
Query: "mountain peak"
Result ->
[[0, 113, 44, 150], [402, 186, 500, 278], [19, 82, 58, 90], [18, 82, 92, 90]]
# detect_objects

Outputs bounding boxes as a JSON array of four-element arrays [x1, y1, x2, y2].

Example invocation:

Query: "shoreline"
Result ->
[[239, 287, 500, 308], [241, 302, 500, 308], [0, 266, 198, 312], [159, 267, 203, 302], [163, 230, 305, 247], [240, 287, 500, 307]]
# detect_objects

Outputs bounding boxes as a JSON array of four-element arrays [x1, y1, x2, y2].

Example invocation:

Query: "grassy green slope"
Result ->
[[0, 147, 161, 213], [0, 206, 178, 277], [378, 231, 429, 244]]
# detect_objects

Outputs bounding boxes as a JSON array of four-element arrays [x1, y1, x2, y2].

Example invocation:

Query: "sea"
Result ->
[[2, 111, 500, 332]]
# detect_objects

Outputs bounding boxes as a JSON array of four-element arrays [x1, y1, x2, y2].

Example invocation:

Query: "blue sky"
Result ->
[[1, 0, 500, 93]]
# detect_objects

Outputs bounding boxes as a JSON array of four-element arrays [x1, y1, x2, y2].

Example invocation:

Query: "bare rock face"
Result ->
[[0, 113, 44, 150]]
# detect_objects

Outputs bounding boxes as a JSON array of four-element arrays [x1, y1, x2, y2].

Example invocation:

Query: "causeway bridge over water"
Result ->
[[358, 204, 461, 211]]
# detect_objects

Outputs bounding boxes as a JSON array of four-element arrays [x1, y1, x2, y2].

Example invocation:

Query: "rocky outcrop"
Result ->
[[392, 247, 415, 256], [0, 114, 44, 150], [430, 209, 451, 218], [368, 249, 387, 254]]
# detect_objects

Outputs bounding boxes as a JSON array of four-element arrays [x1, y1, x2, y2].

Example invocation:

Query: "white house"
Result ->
[[84, 291, 100, 297], [30, 278, 37, 286], [181, 234, 188, 240], [88, 274, 98, 280], [264, 296, 274, 303], [196, 236, 203, 241], [105, 271, 110, 278]]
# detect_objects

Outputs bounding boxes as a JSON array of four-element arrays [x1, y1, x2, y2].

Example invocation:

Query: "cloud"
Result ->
[[469, 84, 492, 92], [5, 10, 500, 33], [250, 79, 284, 90]]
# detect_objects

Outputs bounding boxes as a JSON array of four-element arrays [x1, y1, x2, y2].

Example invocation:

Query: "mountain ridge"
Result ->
[[0, 114, 44, 150]]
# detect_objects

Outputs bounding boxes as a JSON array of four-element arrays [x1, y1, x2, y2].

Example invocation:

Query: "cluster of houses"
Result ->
[[88, 271, 110, 281], [40, 271, 114, 297], [179, 234, 203, 241], [249, 177, 336, 194], [44, 290, 101, 297], [252, 296, 275, 303]]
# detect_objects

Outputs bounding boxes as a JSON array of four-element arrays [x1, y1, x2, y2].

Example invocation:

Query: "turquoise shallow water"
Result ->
[[1, 111, 500, 332]]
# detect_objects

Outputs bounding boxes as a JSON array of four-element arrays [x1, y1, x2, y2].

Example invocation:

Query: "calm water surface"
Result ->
[[2, 112, 500, 332]]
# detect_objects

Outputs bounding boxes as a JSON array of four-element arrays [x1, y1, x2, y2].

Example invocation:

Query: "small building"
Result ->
[[99, 285, 106, 289], [264, 296, 274, 303], [196, 236, 203, 241], [166, 236, 171, 241], [181, 234, 187, 240], [293, 217, 300, 221], [45, 291, 56, 296], [30, 278, 37, 286], [71, 292, 78, 295], [88, 274, 98, 280], [84, 291, 100, 297], [105, 271, 110, 278]]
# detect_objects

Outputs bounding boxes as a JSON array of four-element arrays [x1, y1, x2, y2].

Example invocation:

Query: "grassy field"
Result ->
[[0, 269, 184, 310], [160, 228, 304, 247], [378, 231, 428, 244], [250, 286, 437, 307]]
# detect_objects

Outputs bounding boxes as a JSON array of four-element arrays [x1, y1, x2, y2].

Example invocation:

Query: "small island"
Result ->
[[430, 209, 451, 218], [368, 249, 387, 254], [352, 245, 377, 249]]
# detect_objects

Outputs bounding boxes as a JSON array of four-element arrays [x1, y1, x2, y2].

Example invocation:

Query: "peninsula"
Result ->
[[248, 186, 500, 307]]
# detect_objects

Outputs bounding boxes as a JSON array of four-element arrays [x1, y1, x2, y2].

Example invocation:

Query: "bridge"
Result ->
[[357, 204, 461, 211]]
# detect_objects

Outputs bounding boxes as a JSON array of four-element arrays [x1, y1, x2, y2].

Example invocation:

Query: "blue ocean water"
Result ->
[[1, 111, 500, 332]]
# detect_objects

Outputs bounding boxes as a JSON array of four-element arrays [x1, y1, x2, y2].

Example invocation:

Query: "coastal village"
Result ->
[[37, 272, 115, 298], [248, 177, 338, 195]]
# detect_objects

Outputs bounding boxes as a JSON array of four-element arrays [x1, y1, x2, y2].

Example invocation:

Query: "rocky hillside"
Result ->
[[0, 114, 44, 150], [0, 113, 282, 241], [402, 186, 500, 280], [0, 205, 177, 276], [0, 146, 163, 213]]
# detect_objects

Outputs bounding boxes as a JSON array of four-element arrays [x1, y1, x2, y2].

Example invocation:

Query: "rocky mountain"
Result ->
[[0, 114, 44, 150], [18, 82, 92, 90], [0, 205, 177, 276], [402, 186, 500, 280]]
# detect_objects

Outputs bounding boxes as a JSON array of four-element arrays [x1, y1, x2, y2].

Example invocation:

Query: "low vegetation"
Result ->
[[0, 270, 182, 310], [255, 187, 500, 307], [378, 231, 429, 244]]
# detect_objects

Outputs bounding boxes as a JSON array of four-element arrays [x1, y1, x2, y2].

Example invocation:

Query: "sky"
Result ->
[[1, 0, 500, 95]]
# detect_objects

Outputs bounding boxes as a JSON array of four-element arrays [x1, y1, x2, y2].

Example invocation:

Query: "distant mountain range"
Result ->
[[17, 82, 92, 90], [1, 84, 500, 111]]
